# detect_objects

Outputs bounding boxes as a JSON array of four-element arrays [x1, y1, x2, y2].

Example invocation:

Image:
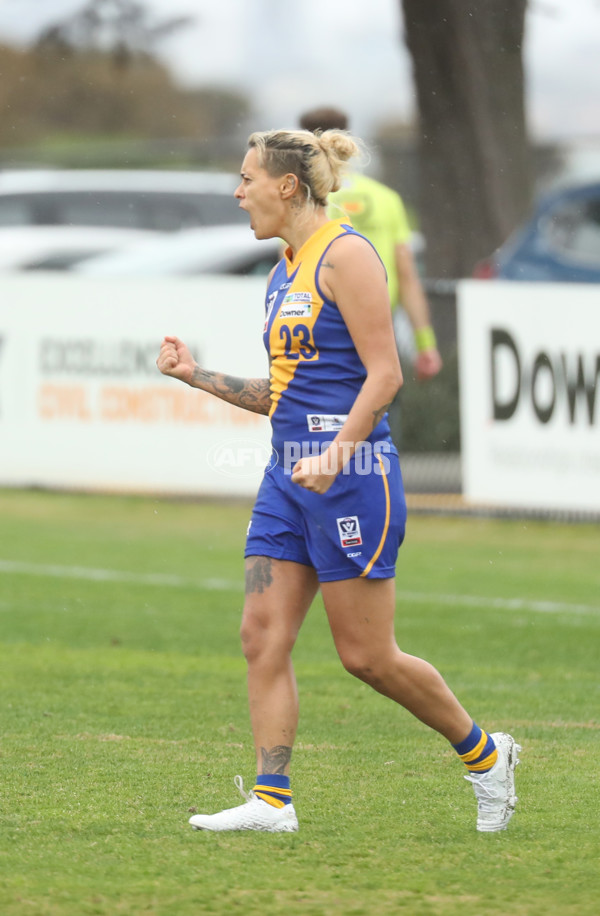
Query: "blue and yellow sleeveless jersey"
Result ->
[[263, 218, 394, 461]]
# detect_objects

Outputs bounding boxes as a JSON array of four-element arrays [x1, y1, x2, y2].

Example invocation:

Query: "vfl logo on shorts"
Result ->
[[336, 516, 363, 548]]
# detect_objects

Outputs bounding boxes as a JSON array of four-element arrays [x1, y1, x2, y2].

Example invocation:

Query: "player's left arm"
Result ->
[[291, 235, 402, 493]]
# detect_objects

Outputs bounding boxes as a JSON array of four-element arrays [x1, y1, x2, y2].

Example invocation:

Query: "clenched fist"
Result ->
[[157, 335, 196, 385], [291, 451, 339, 494]]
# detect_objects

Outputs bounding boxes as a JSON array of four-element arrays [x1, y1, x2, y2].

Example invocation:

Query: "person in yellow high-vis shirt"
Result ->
[[300, 107, 443, 391]]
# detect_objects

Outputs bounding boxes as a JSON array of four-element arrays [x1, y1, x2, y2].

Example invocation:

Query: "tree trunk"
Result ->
[[401, 0, 532, 278]]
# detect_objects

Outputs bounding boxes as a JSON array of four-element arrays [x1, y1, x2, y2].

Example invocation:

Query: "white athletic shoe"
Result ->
[[189, 775, 299, 833], [464, 732, 521, 832]]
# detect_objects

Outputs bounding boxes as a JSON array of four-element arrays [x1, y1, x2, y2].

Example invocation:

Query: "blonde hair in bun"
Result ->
[[248, 128, 363, 206]]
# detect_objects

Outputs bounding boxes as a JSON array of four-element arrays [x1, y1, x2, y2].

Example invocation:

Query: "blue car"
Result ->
[[473, 181, 600, 282]]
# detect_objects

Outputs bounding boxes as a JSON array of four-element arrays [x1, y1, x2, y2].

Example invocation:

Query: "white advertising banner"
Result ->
[[0, 274, 272, 496], [458, 280, 600, 513]]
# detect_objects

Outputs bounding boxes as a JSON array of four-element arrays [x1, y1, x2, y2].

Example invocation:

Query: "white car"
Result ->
[[73, 225, 281, 277], [0, 225, 162, 271], [0, 169, 246, 232]]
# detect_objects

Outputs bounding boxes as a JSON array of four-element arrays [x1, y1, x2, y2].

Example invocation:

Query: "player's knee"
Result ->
[[240, 611, 261, 662], [338, 645, 378, 684], [338, 643, 399, 690], [240, 609, 294, 665]]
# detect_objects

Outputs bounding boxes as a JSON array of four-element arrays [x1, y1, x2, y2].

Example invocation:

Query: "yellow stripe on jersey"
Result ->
[[361, 454, 391, 577], [268, 220, 348, 418], [268, 339, 320, 419]]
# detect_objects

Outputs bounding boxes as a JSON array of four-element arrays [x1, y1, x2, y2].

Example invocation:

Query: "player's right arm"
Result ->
[[157, 334, 271, 416]]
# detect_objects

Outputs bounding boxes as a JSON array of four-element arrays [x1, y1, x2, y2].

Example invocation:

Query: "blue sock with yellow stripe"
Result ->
[[453, 722, 498, 774], [253, 774, 293, 808]]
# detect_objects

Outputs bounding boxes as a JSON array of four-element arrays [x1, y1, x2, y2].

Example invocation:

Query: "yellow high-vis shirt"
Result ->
[[328, 172, 412, 309]]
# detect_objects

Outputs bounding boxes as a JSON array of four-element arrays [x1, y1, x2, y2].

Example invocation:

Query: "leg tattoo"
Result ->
[[245, 557, 273, 594], [260, 745, 292, 775]]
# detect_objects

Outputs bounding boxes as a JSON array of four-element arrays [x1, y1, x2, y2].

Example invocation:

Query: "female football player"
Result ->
[[157, 128, 519, 834]]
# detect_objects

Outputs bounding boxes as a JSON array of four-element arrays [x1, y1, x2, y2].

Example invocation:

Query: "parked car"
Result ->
[[73, 224, 280, 277], [473, 181, 600, 282], [0, 169, 246, 232], [0, 225, 161, 271]]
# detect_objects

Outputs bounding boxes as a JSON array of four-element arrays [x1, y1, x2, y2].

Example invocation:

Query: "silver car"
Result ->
[[0, 169, 246, 232]]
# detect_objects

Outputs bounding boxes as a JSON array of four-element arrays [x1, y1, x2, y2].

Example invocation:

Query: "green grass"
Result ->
[[0, 489, 598, 916]]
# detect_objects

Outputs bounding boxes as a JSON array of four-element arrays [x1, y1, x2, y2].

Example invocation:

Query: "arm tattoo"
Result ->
[[190, 367, 271, 415], [372, 401, 392, 429], [260, 745, 292, 775], [245, 557, 273, 594], [321, 260, 335, 270]]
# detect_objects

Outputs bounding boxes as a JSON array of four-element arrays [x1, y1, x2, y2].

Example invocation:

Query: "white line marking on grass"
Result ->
[[395, 590, 599, 616], [0, 559, 240, 592], [1, 559, 598, 615]]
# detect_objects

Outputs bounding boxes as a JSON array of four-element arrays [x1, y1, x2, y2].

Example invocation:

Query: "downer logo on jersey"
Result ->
[[336, 515, 363, 548], [279, 292, 313, 319]]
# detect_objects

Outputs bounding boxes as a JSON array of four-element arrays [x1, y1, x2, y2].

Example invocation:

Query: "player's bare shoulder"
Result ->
[[318, 232, 384, 300]]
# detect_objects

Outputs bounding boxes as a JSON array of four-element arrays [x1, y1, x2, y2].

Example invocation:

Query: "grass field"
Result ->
[[1, 488, 599, 916]]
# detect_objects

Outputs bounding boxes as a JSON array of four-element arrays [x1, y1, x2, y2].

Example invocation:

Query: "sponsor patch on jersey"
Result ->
[[336, 515, 363, 548], [279, 292, 313, 319], [307, 414, 348, 432]]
